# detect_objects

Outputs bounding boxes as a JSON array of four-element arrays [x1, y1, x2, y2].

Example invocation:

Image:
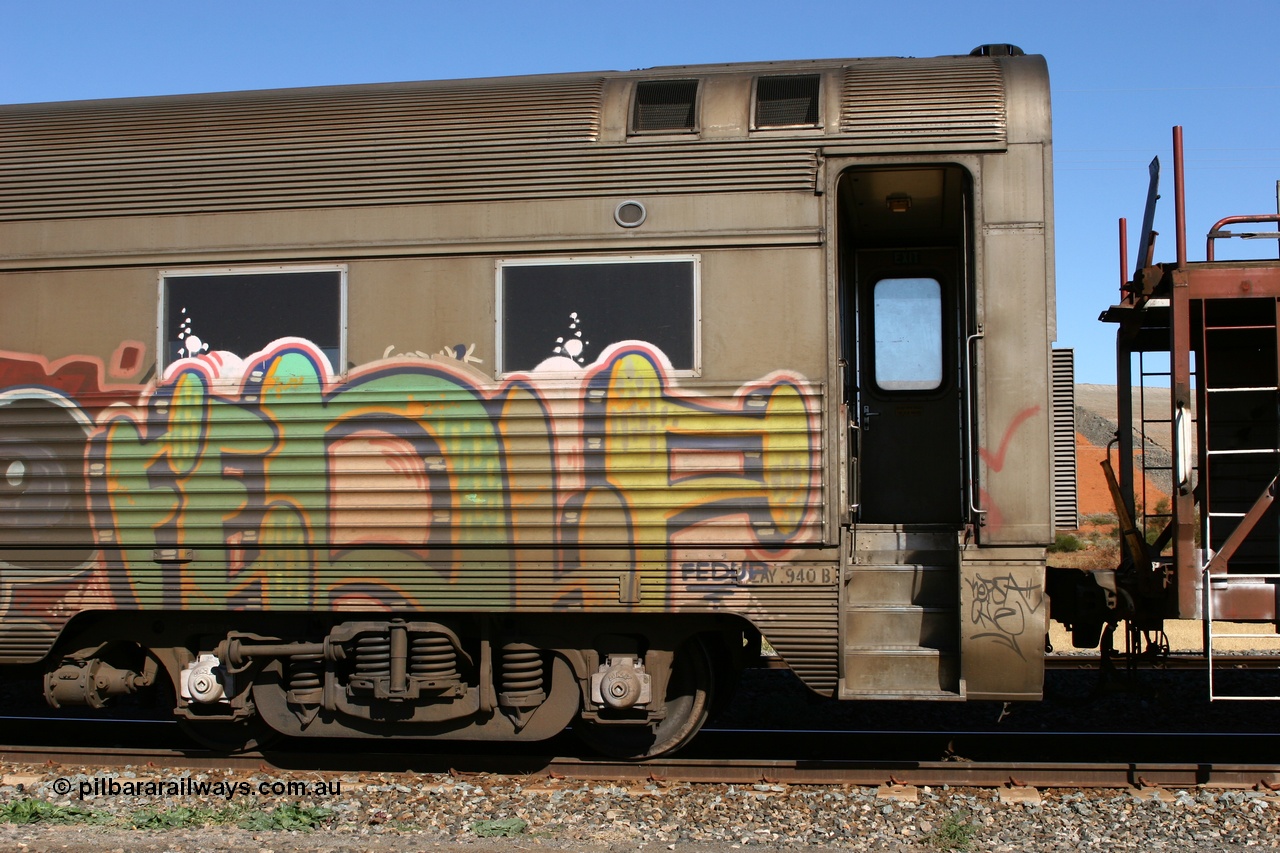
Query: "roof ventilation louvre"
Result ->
[[632, 79, 699, 133], [969, 43, 1024, 57], [755, 74, 821, 128]]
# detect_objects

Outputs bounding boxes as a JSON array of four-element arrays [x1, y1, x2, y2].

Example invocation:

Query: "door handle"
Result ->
[[861, 404, 880, 432]]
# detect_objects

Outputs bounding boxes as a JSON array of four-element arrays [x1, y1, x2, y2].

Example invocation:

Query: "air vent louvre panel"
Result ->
[[755, 74, 820, 127], [1051, 348, 1079, 529], [840, 58, 1006, 146], [632, 80, 699, 132]]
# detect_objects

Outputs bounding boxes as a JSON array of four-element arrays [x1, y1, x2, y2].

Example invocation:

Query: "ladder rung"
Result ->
[[1212, 631, 1279, 640], [1206, 386, 1279, 393], [1206, 448, 1279, 456]]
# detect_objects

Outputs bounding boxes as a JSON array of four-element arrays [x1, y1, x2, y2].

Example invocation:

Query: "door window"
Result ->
[[872, 277, 942, 391]]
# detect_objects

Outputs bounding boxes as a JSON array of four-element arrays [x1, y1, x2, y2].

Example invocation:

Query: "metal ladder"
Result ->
[[1205, 568, 1280, 700], [1198, 298, 1280, 699]]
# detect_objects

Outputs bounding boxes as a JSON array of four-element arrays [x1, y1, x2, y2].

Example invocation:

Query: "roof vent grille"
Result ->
[[755, 74, 821, 128], [969, 43, 1025, 57], [632, 80, 699, 132]]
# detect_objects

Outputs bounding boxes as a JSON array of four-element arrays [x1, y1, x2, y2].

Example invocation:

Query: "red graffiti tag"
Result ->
[[975, 405, 1042, 533], [978, 405, 1041, 472]]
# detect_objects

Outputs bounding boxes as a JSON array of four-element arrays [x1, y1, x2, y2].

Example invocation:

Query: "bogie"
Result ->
[[36, 612, 739, 754]]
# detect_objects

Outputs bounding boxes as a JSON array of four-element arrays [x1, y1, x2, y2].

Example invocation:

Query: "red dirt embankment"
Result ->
[[1074, 433, 1171, 520]]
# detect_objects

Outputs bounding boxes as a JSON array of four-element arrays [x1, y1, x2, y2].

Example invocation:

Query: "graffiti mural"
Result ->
[[965, 571, 1045, 660], [0, 339, 822, 648]]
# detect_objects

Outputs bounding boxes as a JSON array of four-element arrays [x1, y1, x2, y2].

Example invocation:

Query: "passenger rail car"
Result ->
[[0, 45, 1056, 756]]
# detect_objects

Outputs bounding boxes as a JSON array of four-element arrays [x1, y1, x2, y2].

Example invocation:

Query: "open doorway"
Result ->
[[837, 166, 973, 525]]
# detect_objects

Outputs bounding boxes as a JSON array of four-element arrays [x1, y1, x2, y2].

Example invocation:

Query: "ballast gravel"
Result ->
[[2, 667, 1279, 851], [1, 764, 1279, 852]]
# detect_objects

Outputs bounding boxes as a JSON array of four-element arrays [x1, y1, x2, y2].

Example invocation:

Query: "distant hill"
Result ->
[[1071, 384, 1175, 523]]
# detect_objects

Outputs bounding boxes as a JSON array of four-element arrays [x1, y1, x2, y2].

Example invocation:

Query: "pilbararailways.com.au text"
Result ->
[[53, 776, 343, 800]]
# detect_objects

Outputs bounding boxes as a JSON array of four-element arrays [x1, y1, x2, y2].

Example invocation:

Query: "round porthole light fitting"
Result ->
[[614, 200, 647, 228]]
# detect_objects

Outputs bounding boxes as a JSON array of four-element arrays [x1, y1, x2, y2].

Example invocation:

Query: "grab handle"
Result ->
[[965, 325, 985, 518]]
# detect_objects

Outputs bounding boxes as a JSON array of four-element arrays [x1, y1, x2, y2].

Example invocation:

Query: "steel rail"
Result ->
[[1043, 653, 1280, 670], [751, 654, 1280, 671], [1, 741, 1277, 791]]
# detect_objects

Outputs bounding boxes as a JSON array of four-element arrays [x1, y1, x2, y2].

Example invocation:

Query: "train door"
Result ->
[[838, 166, 972, 524]]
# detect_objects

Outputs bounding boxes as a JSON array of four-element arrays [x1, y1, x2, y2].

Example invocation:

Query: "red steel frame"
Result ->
[[1112, 127, 1280, 622]]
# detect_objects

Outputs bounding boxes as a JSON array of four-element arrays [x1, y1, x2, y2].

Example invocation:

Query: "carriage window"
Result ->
[[872, 277, 942, 391], [499, 257, 698, 374], [161, 267, 345, 375]]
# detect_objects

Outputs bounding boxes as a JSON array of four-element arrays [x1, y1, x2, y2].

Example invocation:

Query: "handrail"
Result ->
[[965, 325, 985, 518], [1206, 214, 1280, 261]]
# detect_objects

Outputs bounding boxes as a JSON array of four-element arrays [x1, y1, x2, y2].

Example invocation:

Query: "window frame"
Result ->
[[495, 254, 702, 379], [156, 264, 349, 380]]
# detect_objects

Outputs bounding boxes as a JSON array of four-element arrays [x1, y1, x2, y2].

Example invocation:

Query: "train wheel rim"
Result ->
[[576, 637, 713, 760], [176, 714, 280, 753]]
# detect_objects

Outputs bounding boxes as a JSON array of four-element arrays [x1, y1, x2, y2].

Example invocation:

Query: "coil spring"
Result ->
[[354, 635, 391, 678], [409, 634, 458, 681], [287, 652, 323, 693], [500, 645, 544, 695]]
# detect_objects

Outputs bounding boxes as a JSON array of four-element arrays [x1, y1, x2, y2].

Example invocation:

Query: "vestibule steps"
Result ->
[[840, 524, 962, 699]]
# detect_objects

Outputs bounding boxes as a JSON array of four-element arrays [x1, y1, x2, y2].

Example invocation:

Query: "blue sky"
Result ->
[[4, 0, 1278, 384]]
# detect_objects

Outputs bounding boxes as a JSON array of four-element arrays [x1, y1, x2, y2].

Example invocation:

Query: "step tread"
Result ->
[[848, 562, 957, 569], [838, 688, 964, 700], [851, 552, 958, 567], [844, 645, 957, 655], [844, 603, 953, 612]]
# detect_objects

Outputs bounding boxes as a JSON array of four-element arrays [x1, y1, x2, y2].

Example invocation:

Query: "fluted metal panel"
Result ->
[[0, 143, 820, 220], [0, 557, 841, 684], [750, 613, 840, 694], [840, 57, 1006, 147], [665, 574, 840, 694], [0, 77, 819, 221]]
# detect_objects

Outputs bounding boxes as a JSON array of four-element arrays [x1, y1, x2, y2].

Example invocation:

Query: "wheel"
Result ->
[[177, 714, 279, 753], [576, 637, 714, 760]]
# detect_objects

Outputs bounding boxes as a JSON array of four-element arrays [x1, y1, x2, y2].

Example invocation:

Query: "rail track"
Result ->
[[1, 718, 1277, 792], [1, 662, 1278, 794], [1044, 653, 1280, 670]]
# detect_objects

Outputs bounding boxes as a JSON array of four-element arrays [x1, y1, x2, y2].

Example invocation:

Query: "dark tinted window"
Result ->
[[163, 268, 343, 371], [501, 259, 697, 373]]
